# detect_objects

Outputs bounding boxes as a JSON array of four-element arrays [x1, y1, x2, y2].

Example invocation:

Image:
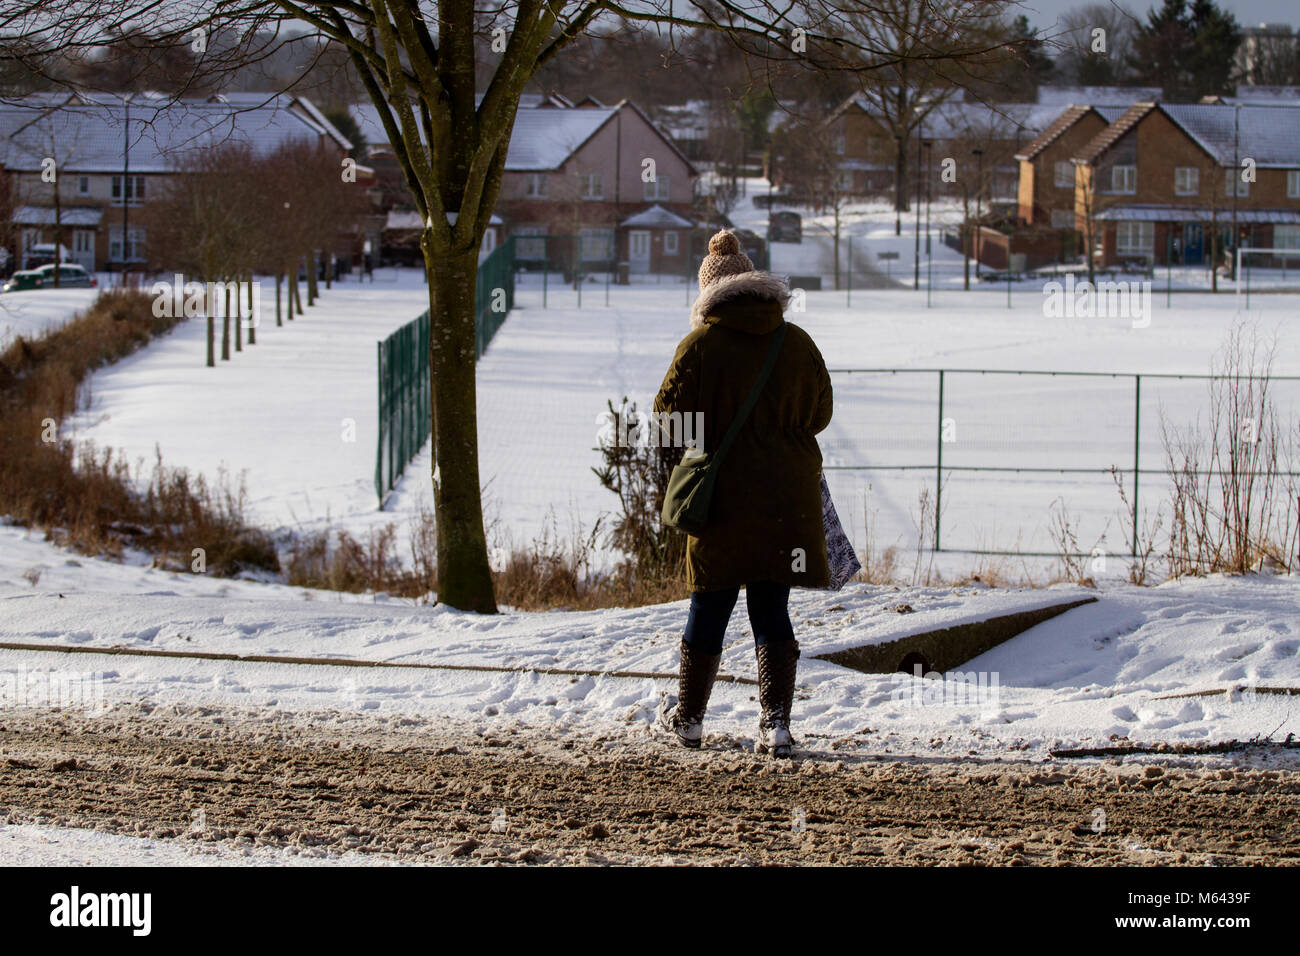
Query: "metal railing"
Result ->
[[374, 238, 516, 505], [824, 367, 1300, 558]]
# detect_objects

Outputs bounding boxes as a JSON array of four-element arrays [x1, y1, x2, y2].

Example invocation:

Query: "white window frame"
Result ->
[[110, 174, 145, 206], [108, 225, 145, 261], [1110, 165, 1136, 194], [1116, 221, 1154, 256], [833, 132, 846, 155], [512, 225, 547, 260], [578, 172, 603, 200], [579, 226, 613, 261], [1224, 173, 1249, 197], [643, 175, 671, 201], [524, 173, 547, 199], [663, 230, 679, 255], [1174, 167, 1199, 196], [1274, 225, 1300, 250], [1054, 161, 1073, 188], [1289, 170, 1300, 199], [73, 229, 93, 253]]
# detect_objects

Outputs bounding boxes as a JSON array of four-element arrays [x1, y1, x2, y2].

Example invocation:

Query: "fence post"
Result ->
[[846, 235, 852, 309], [936, 368, 944, 552], [1132, 373, 1141, 558], [375, 340, 384, 506]]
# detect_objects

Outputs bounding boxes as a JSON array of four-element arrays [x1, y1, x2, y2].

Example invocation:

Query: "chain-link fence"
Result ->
[[374, 238, 516, 504]]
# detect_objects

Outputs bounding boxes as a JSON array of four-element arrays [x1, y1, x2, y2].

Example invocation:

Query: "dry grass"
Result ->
[[0, 290, 278, 575]]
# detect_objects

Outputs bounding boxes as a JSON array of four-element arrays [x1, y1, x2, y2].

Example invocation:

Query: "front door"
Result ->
[[1182, 223, 1203, 265], [629, 230, 650, 274]]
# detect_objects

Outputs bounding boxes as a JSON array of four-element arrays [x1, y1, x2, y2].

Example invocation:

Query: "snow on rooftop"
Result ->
[[619, 204, 694, 228], [1160, 102, 1300, 167]]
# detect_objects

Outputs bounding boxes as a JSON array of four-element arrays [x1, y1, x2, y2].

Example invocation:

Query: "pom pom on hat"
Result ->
[[698, 229, 754, 290]]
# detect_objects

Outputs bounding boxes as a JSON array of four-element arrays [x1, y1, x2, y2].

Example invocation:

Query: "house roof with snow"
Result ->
[[504, 100, 696, 174], [11, 205, 104, 226], [1075, 102, 1300, 168], [0, 93, 349, 173], [1014, 105, 1128, 161], [619, 204, 694, 229]]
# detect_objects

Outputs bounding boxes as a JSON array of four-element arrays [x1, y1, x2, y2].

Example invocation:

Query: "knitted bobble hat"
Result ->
[[697, 229, 755, 291]]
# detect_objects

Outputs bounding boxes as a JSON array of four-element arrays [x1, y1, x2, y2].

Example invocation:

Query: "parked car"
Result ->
[[2, 263, 97, 292], [767, 211, 802, 244]]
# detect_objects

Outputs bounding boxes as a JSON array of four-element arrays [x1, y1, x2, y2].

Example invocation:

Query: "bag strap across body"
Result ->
[[709, 321, 787, 467]]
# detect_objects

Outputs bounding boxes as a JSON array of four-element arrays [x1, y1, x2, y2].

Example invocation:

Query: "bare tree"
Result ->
[[0, 1, 1018, 612]]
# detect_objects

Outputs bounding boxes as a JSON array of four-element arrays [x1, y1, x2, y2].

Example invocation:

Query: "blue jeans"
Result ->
[[683, 581, 795, 656]]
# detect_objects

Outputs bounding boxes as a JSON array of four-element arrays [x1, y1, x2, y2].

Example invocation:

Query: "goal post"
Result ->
[[1236, 246, 1300, 310]]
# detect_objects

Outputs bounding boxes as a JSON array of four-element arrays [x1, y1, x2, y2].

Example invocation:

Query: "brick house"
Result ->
[[493, 99, 698, 274], [1071, 102, 1300, 268], [0, 91, 352, 273], [1015, 105, 1128, 229], [817, 88, 1157, 207]]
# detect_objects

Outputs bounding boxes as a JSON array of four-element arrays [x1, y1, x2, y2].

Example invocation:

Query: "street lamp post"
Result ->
[[913, 125, 923, 288], [924, 140, 933, 307], [972, 147, 984, 279]]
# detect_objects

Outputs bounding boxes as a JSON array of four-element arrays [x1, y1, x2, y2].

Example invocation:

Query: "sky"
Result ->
[[1021, 0, 1298, 31]]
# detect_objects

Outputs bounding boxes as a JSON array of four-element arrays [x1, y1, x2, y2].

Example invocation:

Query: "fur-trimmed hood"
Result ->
[[689, 271, 790, 331]]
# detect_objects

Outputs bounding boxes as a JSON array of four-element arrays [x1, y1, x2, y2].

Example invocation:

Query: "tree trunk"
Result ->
[[306, 252, 319, 305], [893, 136, 909, 215], [233, 282, 242, 352], [276, 272, 282, 327], [423, 239, 497, 613], [246, 275, 256, 345], [206, 314, 214, 367], [221, 284, 231, 361]]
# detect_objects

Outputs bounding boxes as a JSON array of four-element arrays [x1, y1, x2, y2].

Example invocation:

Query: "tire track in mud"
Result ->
[[1, 705, 1298, 866]]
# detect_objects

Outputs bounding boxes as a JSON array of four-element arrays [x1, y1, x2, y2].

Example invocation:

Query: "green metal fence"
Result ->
[[374, 238, 515, 505], [824, 367, 1300, 559]]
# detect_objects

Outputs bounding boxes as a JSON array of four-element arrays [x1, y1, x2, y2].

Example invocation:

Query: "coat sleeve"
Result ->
[[807, 336, 833, 435], [654, 332, 702, 418]]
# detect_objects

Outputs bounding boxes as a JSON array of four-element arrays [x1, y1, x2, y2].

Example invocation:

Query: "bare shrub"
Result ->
[[1162, 324, 1297, 576]]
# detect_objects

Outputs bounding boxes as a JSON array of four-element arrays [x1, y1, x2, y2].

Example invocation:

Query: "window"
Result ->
[[111, 175, 145, 205], [1288, 170, 1300, 198], [643, 175, 671, 201], [1224, 174, 1249, 197], [1275, 225, 1300, 250], [1174, 167, 1199, 196], [578, 172, 603, 200], [73, 230, 93, 254], [1116, 221, 1154, 256], [109, 226, 145, 261], [1110, 165, 1136, 194], [579, 227, 613, 261], [524, 173, 547, 199], [1054, 161, 1073, 188], [663, 230, 679, 255], [1050, 209, 1075, 229], [512, 225, 547, 260], [77, 175, 90, 196], [833, 132, 846, 155]]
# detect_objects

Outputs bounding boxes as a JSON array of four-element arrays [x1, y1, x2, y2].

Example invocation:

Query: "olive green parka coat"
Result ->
[[654, 271, 833, 591]]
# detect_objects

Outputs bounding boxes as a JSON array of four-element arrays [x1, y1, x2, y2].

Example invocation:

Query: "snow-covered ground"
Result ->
[[3, 522, 1297, 764], [63, 264, 1300, 568], [0, 285, 100, 347]]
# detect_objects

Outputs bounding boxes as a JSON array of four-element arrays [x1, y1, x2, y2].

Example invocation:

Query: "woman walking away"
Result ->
[[654, 230, 832, 758]]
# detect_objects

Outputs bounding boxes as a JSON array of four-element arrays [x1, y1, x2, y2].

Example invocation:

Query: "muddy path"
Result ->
[[1, 704, 1298, 865]]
